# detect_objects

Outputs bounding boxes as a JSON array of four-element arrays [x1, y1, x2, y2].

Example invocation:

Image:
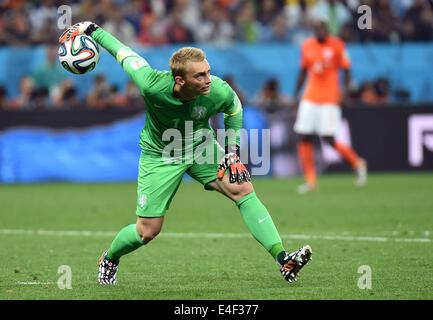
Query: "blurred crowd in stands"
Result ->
[[0, 43, 407, 112], [1, 0, 433, 46], [0, 0, 429, 111]]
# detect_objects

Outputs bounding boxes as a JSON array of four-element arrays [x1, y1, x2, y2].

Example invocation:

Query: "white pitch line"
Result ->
[[16, 281, 56, 286], [0, 229, 117, 237], [0, 228, 431, 244]]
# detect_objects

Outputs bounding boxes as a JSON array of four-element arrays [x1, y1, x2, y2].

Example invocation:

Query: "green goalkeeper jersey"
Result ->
[[91, 28, 242, 156]]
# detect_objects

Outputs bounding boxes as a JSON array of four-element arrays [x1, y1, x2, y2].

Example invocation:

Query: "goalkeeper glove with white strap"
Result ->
[[59, 21, 99, 43]]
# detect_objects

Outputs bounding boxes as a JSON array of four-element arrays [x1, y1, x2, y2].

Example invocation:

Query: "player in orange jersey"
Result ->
[[293, 19, 367, 193]]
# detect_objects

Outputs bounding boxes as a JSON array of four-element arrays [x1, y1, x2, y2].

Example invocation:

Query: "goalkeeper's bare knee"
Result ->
[[216, 175, 254, 202], [136, 216, 164, 243]]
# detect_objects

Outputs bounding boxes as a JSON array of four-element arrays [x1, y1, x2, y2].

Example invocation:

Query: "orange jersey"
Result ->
[[300, 36, 350, 104]]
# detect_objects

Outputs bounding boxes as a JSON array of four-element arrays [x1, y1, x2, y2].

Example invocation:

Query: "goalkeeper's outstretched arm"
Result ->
[[223, 92, 243, 152], [217, 91, 251, 184], [90, 27, 150, 86], [59, 22, 151, 87]]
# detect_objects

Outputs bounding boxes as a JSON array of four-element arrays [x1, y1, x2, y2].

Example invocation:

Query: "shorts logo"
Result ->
[[138, 193, 147, 208], [190, 105, 207, 120]]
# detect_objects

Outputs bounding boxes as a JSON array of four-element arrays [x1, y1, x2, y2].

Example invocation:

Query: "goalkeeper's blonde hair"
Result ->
[[169, 47, 206, 77]]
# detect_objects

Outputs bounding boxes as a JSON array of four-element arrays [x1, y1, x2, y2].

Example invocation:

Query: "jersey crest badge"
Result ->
[[190, 105, 207, 120]]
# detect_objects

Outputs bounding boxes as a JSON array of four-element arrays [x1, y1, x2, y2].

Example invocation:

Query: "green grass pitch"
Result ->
[[1, 173, 432, 300]]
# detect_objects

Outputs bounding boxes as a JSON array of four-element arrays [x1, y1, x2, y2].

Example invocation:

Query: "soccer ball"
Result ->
[[58, 35, 100, 74]]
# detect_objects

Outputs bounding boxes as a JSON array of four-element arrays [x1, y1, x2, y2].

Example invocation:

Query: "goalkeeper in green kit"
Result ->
[[59, 22, 312, 285]]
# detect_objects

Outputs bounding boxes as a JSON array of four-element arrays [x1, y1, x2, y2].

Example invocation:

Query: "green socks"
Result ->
[[106, 224, 145, 262], [105, 192, 286, 265], [236, 192, 286, 262]]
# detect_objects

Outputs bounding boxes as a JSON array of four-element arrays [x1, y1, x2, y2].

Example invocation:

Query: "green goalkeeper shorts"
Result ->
[[135, 140, 225, 217]]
